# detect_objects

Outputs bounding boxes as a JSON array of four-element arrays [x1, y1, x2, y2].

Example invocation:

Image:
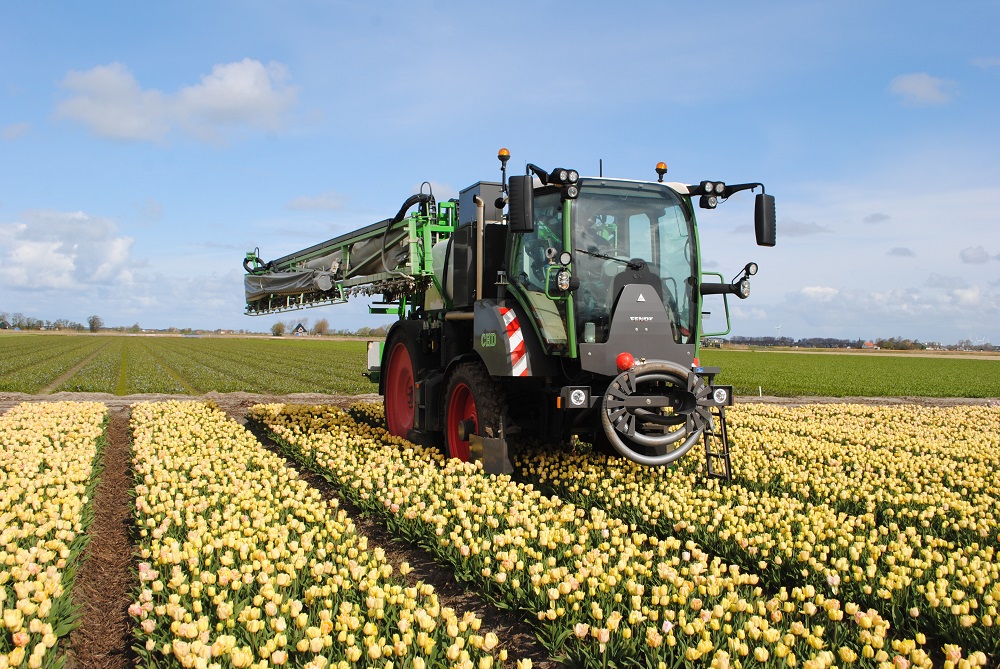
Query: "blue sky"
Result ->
[[2, 1, 998, 344]]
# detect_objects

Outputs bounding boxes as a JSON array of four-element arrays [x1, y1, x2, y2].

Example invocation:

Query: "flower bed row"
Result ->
[[515, 403, 1000, 659], [0, 401, 108, 669], [728, 405, 1000, 541], [250, 402, 959, 669], [129, 400, 512, 669]]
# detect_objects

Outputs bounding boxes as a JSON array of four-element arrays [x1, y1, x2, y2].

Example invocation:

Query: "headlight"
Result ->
[[746, 262, 758, 276], [557, 269, 571, 291], [702, 181, 715, 194], [567, 170, 579, 183], [713, 388, 729, 404], [564, 185, 580, 199], [554, 169, 569, 183], [737, 278, 750, 298], [559, 251, 573, 266], [715, 182, 725, 194]]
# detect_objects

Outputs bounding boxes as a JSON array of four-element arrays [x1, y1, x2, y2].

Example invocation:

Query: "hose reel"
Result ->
[[600, 359, 715, 467]]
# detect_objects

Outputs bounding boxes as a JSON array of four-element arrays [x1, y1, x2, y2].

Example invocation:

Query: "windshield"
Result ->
[[509, 192, 570, 349], [572, 180, 697, 344]]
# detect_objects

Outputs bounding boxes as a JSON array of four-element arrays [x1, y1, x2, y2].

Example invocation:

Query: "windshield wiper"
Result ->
[[575, 248, 643, 271]]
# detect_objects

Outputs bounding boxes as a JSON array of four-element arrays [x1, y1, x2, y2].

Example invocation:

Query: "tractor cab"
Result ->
[[502, 160, 775, 468]]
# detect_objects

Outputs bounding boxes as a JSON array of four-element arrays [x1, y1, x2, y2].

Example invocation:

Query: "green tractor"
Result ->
[[244, 149, 776, 477]]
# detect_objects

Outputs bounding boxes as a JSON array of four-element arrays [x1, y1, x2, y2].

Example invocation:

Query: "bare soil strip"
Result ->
[[63, 406, 138, 669]]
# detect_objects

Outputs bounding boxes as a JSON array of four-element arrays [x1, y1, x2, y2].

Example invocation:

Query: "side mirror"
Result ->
[[755, 194, 776, 247], [508, 175, 535, 233]]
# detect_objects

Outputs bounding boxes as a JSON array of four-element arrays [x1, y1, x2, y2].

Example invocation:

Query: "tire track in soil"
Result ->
[[39, 339, 114, 394], [63, 406, 138, 669], [228, 408, 558, 669], [135, 339, 202, 395]]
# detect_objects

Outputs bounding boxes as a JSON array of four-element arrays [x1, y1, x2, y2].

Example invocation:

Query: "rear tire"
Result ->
[[444, 362, 506, 462], [384, 332, 418, 438]]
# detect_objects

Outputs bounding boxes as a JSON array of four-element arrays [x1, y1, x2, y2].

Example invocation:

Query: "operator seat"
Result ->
[[608, 259, 664, 313]]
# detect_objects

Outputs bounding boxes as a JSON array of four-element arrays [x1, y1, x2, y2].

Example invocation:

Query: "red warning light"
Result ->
[[616, 352, 635, 372]]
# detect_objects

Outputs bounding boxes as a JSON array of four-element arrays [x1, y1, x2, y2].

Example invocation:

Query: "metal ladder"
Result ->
[[702, 405, 732, 480]]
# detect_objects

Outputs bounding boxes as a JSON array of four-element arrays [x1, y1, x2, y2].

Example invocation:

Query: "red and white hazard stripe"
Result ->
[[499, 307, 529, 376]]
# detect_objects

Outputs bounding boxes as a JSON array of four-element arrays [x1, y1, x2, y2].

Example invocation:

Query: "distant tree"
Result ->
[[312, 319, 330, 336], [128, 322, 141, 334], [87, 315, 103, 333], [271, 322, 286, 337]]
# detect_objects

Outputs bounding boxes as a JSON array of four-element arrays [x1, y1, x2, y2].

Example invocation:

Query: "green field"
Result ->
[[0, 334, 371, 395], [700, 348, 1000, 397], [1, 333, 997, 397]]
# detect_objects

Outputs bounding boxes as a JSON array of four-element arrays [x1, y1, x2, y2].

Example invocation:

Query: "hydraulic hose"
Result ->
[[382, 193, 434, 275], [392, 193, 432, 224]]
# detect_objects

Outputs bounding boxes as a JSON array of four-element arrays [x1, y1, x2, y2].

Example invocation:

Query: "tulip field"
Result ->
[[249, 402, 999, 669], [0, 401, 107, 669], [2, 340, 1000, 668]]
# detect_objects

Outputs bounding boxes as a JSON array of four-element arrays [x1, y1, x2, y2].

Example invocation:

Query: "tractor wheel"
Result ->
[[444, 362, 506, 462], [384, 332, 418, 439]]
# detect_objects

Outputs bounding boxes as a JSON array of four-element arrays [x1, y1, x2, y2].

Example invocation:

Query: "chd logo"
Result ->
[[480, 331, 498, 348]]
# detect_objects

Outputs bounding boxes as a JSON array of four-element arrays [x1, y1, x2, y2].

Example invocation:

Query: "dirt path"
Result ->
[[63, 406, 137, 669]]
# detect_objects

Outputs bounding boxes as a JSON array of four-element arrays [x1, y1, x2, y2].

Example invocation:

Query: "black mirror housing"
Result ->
[[755, 194, 776, 247], [508, 175, 535, 233]]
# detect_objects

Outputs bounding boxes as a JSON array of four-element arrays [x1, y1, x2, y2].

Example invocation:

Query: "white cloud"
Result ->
[[863, 212, 890, 224], [926, 274, 967, 290], [960, 245, 992, 264], [888, 73, 957, 106], [2, 123, 31, 141], [55, 59, 298, 143], [972, 56, 1000, 69], [55, 63, 171, 141], [0, 210, 135, 290], [780, 219, 830, 236], [176, 59, 298, 141], [731, 305, 768, 321], [953, 285, 982, 307], [765, 280, 1000, 342], [800, 286, 839, 301]]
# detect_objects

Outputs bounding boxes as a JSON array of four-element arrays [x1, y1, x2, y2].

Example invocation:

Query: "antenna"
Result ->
[[599, 159, 603, 177]]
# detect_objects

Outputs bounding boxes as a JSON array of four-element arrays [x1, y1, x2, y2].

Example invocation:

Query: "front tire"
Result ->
[[384, 332, 418, 438], [443, 362, 506, 462]]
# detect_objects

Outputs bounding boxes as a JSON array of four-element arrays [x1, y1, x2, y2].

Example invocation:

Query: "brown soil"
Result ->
[[3, 390, 991, 669], [62, 406, 136, 669]]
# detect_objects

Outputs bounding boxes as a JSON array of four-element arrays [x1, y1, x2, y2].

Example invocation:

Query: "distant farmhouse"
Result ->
[[293, 323, 308, 336]]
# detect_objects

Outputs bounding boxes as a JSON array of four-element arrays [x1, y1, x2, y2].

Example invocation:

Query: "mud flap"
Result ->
[[470, 430, 514, 476]]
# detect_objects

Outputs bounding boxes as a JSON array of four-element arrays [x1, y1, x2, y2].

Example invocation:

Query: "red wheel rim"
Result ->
[[446, 381, 476, 461], [385, 342, 414, 437]]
